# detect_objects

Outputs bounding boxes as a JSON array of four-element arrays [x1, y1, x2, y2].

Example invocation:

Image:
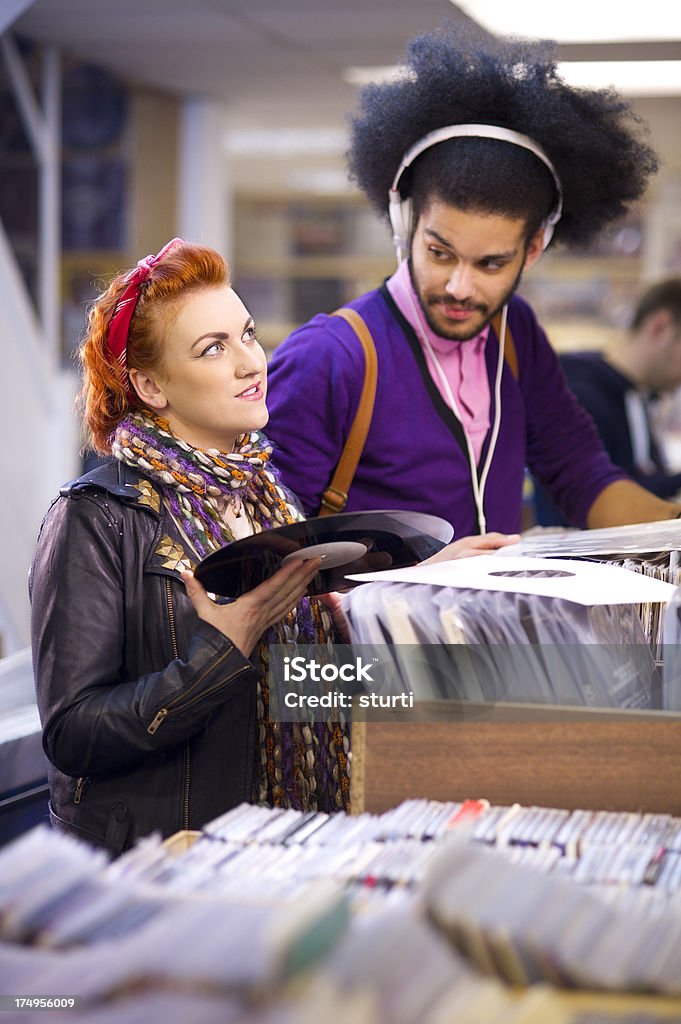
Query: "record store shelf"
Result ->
[[4, 797, 681, 1023], [151, 792, 681, 1020], [350, 702, 681, 815]]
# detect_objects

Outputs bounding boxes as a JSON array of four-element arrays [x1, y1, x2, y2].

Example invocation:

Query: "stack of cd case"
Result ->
[[424, 836, 681, 992], [2, 796, 681, 1006], [2, 794, 681, 1021], [0, 818, 506, 1023]]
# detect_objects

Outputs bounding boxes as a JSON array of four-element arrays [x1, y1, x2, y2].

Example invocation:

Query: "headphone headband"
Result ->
[[388, 123, 563, 262]]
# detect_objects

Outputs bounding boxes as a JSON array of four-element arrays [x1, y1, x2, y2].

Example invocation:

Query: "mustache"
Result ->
[[429, 297, 487, 313]]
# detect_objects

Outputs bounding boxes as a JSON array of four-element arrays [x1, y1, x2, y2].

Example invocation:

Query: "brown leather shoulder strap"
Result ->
[[319, 308, 378, 516], [491, 310, 518, 381]]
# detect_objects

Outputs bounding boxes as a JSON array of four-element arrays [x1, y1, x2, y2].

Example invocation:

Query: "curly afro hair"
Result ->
[[347, 25, 659, 248]]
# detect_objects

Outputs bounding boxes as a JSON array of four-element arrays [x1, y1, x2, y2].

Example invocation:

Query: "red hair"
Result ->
[[79, 242, 230, 453]]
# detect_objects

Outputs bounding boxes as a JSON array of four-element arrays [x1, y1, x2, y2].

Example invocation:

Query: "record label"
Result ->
[[281, 540, 369, 569]]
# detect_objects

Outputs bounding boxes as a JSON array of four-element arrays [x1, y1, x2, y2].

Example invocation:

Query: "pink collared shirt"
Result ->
[[386, 260, 491, 464]]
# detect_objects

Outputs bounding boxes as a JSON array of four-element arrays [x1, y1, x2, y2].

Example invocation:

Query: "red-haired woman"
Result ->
[[30, 238, 516, 855], [29, 239, 347, 854]]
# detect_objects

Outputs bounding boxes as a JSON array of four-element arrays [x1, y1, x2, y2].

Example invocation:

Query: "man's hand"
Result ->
[[421, 532, 520, 565]]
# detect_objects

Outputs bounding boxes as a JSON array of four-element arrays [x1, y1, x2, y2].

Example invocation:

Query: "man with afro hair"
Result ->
[[266, 26, 680, 536]]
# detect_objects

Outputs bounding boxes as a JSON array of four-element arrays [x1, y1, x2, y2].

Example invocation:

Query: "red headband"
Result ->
[[106, 237, 185, 379]]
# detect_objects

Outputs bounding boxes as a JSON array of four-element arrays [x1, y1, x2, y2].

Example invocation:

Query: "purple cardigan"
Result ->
[[265, 285, 626, 536]]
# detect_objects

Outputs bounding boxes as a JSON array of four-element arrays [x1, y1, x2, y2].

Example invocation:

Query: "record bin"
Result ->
[[345, 521, 681, 818], [350, 702, 681, 816]]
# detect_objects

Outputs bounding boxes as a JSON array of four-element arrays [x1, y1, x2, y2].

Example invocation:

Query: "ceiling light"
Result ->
[[559, 61, 681, 95], [343, 61, 681, 96], [225, 129, 347, 156], [453, 1, 681, 42], [286, 169, 351, 193], [342, 66, 411, 86]]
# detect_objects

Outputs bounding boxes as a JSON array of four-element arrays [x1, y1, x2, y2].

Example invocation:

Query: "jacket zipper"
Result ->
[[74, 776, 88, 804], [147, 577, 182, 734], [162, 577, 191, 830], [182, 742, 191, 831], [166, 576, 179, 660], [147, 642, 245, 733]]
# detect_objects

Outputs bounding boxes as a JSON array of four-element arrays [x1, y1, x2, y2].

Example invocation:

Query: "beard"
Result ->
[[409, 262, 525, 342]]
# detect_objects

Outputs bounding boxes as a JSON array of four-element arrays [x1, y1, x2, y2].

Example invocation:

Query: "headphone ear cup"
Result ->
[[541, 205, 562, 249], [389, 197, 412, 258]]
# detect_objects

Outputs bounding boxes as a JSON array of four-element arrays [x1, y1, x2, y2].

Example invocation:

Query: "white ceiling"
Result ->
[[13, 0, 483, 127], [13, 0, 681, 129]]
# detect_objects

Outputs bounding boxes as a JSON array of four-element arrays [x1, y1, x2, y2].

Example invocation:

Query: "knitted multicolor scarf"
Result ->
[[113, 409, 350, 814]]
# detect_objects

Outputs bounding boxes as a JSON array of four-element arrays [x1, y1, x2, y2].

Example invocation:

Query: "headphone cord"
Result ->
[[404, 289, 507, 536]]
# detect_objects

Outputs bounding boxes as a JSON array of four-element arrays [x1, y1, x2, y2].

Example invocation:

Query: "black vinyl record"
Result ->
[[194, 510, 454, 598]]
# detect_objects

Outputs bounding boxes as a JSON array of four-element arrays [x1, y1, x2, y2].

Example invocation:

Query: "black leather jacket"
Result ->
[[29, 460, 260, 855]]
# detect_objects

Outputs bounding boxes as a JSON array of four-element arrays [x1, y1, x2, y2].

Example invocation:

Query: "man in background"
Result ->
[[534, 278, 681, 526]]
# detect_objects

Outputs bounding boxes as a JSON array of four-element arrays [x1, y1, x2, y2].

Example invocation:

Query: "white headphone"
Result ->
[[388, 123, 564, 263]]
